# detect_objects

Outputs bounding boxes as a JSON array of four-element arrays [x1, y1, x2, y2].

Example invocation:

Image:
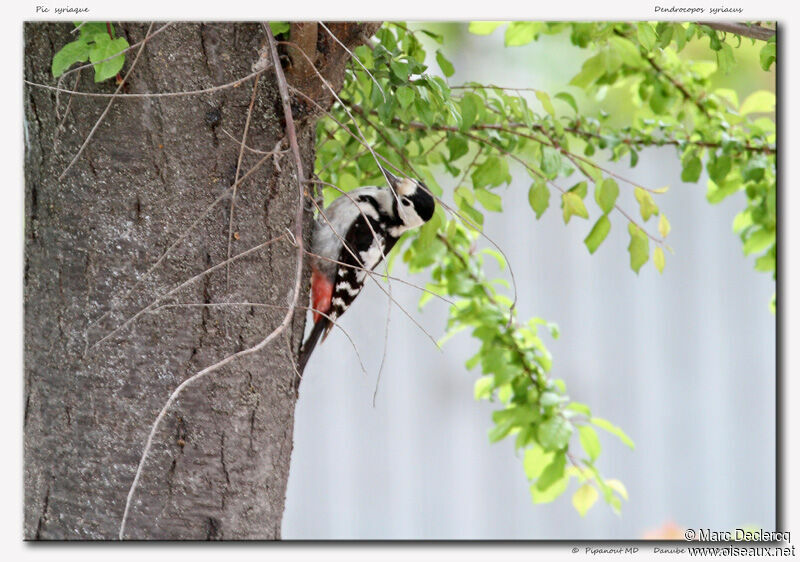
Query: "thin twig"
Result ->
[[59, 22, 155, 180], [24, 69, 265, 99], [372, 298, 391, 407], [92, 235, 288, 349], [87, 147, 282, 335], [53, 69, 81, 152], [318, 22, 385, 102], [149, 302, 367, 377], [456, 146, 483, 188], [645, 56, 710, 118], [219, 127, 286, 156]]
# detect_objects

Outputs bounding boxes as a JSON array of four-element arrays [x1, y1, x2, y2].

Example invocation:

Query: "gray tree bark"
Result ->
[[24, 21, 376, 540]]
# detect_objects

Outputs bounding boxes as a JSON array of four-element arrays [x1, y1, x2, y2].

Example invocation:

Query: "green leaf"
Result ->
[[572, 483, 599, 517], [75, 22, 110, 40], [656, 22, 675, 48], [742, 156, 767, 182], [608, 35, 643, 67], [601, 46, 623, 75], [691, 60, 717, 78], [488, 420, 515, 443], [740, 91, 776, 116], [531, 475, 569, 504], [459, 93, 480, 131], [658, 214, 671, 238], [435, 50, 455, 77], [649, 82, 675, 115], [540, 146, 561, 178], [446, 135, 469, 162], [743, 228, 775, 255], [760, 41, 776, 71], [584, 215, 611, 254], [591, 416, 635, 449], [594, 178, 619, 214], [89, 36, 129, 82], [681, 155, 703, 183], [605, 478, 629, 501], [732, 210, 753, 233], [567, 401, 592, 416], [578, 425, 601, 461], [523, 446, 553, 480], [468, 21, 507, 35], [504, 22, 541, 46], [472, 156, 509, 188], [634, 187, 658, 221], [562, 192, 589, 224], [269, 22, 291, 35], [535, 90, 556, 117], [637, 23, 657, 51], [396, 85, 415, 108], [528, 181, 550, 219], [338, 172, 358, 191], [569, 53, 605, 89], [540, 392, 564, 408], [474, 188, 503, 212], [554, 92, 578, 113], [755, 252, 775, 272], [653, 246, 665, 273], [483, 249, 507, 271], [417, 205, 444, 249], [535, 451, 567, 490], [52, 39, 91, 77], [715, 88, 739, 109], [716, 43, 735, 75], [568, 181, 588, 199], [627, 223, 649, 274], [537, 416, 573, 451], [707, 154, 732, 185], [419, 28, 444, 44], [390, 59, 409, 81], [706, 176, 742, 204], [474, 376, 494, 400]]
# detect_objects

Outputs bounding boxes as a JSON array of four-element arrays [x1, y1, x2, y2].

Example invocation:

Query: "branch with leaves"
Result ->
[[309, 19, 775, 515]]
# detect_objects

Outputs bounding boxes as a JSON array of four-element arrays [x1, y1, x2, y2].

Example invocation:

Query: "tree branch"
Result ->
[[696, 21, 776, 42]]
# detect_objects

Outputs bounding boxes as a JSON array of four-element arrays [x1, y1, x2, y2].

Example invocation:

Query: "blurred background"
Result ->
[[282, 23, 776, 539]]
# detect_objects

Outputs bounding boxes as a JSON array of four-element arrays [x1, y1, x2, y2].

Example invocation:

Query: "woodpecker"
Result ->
[[298, 167, 435, 371]]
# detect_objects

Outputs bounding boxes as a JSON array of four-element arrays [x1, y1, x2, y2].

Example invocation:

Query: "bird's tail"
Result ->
[[298, 318, 329, 373]]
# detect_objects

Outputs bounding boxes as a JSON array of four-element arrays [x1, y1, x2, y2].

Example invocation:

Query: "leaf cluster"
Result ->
[[52, 22, 129, 83], [311, 19, 773, 514]]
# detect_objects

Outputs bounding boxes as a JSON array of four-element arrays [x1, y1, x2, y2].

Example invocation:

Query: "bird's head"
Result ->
[[380, 167, 435, 229]]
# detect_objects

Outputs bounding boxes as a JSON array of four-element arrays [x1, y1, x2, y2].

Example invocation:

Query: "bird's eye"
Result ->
[[402, 198, 412, 206]]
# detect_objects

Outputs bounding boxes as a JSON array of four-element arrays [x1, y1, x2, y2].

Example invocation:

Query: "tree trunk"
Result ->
[[24, 21, 376, 540]]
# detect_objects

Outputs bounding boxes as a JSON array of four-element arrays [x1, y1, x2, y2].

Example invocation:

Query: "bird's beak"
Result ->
[[379, 166, 401, 191]]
